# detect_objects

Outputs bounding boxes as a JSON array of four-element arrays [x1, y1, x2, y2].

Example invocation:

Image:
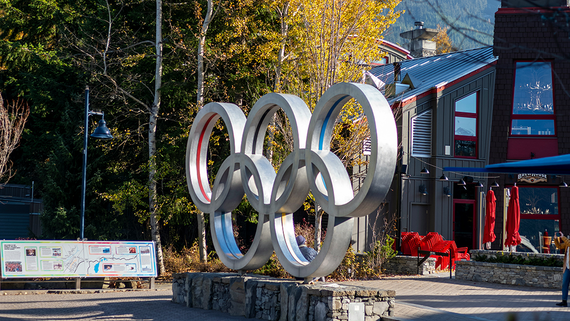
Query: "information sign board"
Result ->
[[1, 240, 157, 278]]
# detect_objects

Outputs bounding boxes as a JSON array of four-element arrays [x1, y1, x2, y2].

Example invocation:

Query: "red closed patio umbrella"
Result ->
[[483, 190, 496, 246], [504, 186, 522, 249]]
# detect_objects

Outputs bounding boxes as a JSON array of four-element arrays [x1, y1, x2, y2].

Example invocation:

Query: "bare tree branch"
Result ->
[[0, 96, 30, 183]]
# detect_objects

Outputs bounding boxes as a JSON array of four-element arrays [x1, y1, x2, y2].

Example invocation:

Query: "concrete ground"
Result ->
[[0, 273, 569, 320], [343, 272, 569, 321]]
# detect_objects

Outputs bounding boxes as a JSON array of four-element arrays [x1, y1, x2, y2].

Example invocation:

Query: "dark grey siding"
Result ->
[[398, 67, 496, 240], [435, 69, 496, 161]]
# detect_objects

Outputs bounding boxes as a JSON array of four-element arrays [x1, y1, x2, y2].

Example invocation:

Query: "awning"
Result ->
[[444, 154, 570, 175]]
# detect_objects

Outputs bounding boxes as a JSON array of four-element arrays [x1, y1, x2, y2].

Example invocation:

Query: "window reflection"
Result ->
[[454, 92, 478, 158], [455, 140, 476, 157], [455, 117, 476, 136], [511, 119, 555, 136], [513, 62, 554, 115], [519, 187, 558, 215], [455, 93, 477, 113], [511, 61, 556, 136], [519, 219, 559, 253], [516, 187, 560, 253]]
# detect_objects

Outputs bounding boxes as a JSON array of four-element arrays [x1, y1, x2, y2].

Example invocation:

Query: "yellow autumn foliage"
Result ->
[[433, 24, 454, 55], [269, 0, 401, 169], [284, 0, 401, 108]]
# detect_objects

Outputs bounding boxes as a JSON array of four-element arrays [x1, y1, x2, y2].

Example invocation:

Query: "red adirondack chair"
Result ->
[[448, 241, 470, 269], [401, 232, 418, 256], [420, 232, 448, 270], [408, 234, 423, 257]]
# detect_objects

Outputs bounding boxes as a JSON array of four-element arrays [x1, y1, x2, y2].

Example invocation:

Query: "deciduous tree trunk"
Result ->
[[314, 204, 322, 251], [149, 0, 166, 275], [195, 0, 216, 264]]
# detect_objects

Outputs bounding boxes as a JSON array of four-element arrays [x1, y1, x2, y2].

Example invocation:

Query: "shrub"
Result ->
[[473, 252, 562, 267], [329, 235, 397, 281], [163, 216, 398, 280], [163, 241, 232, 276], [252, 253, 290, 278]]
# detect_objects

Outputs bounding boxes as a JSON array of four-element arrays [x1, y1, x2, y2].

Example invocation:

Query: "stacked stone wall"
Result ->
[[455, 250, 564, 289], [382, 255, 436, 275], [172, 272, 395, 321]]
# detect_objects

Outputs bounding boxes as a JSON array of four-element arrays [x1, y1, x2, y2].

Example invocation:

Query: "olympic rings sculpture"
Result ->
[[186, 82, 397, 278]]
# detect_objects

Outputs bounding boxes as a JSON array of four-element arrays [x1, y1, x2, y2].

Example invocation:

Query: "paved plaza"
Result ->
[[343, 273, 569, 321], [1, 273, 569, 320]]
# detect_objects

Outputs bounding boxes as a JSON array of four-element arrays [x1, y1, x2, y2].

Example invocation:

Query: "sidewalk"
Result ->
[[0, 273, 568, 320], [0, 283, 250, 321], [341, 272, 569, 321]]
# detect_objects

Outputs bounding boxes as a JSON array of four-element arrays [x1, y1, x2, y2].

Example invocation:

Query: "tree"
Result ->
[[0, 0, 172, 273], [274, 0, 401, 250], [149, 0, 166, 276], [83, 0, 168, 275], [195, 0, 218, 264], [0, 97, 29, 182], [433, 24, 455, 54], [289, 0, 401, 106]]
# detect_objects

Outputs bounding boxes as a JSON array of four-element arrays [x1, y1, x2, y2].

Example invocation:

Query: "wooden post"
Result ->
[[75, 277, 81, 290]]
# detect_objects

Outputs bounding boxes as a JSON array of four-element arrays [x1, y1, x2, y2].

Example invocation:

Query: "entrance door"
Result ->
[[453, 200, 476, 249]]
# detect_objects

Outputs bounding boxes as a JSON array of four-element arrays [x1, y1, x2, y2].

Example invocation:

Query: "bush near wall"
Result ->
[[471, 250, 563, 267]]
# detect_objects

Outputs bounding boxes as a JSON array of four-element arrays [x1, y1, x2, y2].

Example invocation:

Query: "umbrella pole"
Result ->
[[503, 188, 509, 251]]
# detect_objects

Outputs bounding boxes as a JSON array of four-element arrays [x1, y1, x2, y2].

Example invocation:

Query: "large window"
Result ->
[[511, 61, 555, 136], [516, 186, 560, 253], [454, 92, 478, 158], [519, 186, 558, 216]]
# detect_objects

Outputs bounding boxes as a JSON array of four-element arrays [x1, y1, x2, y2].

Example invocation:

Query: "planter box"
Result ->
[[456, 250, 564, 289]]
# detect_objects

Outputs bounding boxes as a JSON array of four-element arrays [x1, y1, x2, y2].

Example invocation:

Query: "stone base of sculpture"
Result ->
[[172, 272, 394, 321]]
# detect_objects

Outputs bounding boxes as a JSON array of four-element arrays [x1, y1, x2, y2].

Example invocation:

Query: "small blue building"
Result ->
[[0, 184, 42, 239]]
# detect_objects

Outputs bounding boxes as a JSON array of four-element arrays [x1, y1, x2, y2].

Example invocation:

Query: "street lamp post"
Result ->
[[80, 86, 113, 240]]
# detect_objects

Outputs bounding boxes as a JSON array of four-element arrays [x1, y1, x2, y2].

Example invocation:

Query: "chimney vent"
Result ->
[[400, 24, 438, 58], [393, 62, 401, 82]]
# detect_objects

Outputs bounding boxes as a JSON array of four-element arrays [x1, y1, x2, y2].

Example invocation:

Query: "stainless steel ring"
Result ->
[[185, 83, 397, 277]]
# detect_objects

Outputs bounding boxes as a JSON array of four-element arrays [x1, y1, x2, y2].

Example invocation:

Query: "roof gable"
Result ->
[[369, 46, 497, 105]]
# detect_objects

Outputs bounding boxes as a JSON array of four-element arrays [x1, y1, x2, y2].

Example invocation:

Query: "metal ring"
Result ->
[[185, 83, 397, 277], [306, 82, 398, 217]]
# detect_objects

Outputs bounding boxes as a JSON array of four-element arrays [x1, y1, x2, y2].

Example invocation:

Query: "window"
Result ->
[[519, 186, 558, 216], [516, 186, 560, 253], [411, 110, 431, 157], [454, 92, 478, 158], [372, 56, 389, 65], [511, 62, 555, 136]]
